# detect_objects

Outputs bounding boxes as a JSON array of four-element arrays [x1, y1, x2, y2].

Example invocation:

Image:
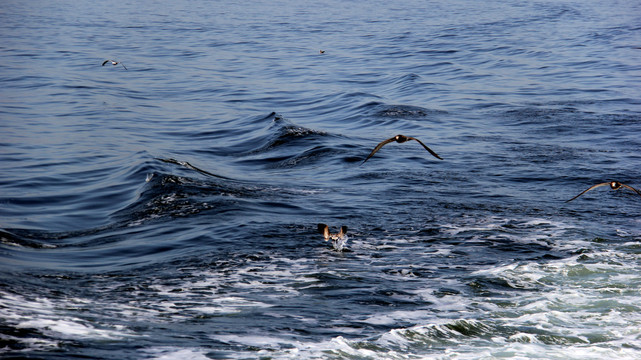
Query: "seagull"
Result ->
[[565, 181, 641, 202], [318, 223, 347, 241], [317, 223, 348, 251], [102, 59, 128, 70], [362, 134, 443, 164]]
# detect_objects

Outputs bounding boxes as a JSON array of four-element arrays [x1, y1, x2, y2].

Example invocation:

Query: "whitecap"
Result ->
[[144, 347, 211, 360]]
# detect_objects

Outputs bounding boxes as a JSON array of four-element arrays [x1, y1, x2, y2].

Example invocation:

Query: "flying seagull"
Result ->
[[102, 59, 128, 70], [362, 134, 443, 164], [565, 181, 641, 202]]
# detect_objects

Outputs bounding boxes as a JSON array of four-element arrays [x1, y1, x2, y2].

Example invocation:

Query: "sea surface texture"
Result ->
[[1, 0, 641, 359]]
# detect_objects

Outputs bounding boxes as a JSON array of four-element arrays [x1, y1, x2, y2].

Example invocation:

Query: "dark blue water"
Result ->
[[2, 0, 641, 358]]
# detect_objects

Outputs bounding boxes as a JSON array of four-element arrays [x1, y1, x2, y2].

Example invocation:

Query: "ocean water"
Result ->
[[1, 0, 641, 358]]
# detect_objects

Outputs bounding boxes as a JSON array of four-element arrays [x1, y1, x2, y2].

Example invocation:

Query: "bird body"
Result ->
[[362, 134, 442, 164], [566, 181, 641, 202]]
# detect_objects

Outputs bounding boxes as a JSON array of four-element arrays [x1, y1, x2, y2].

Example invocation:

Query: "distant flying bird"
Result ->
[[319, 50, 325, 54], [362, 134, 443, 164], [565, 181, 641, 202], [317, 223, 349, 251], [102, 59, 127, 70]]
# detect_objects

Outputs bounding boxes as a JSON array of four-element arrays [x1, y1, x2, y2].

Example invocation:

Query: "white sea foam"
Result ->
[[213, 334, 299, 348], [144, 347, 211, 360], [190, 296, 273, 314], [240, 216, 641, 360], [462, 242, 641, 358], [4, 214, 640, 358], [16, 318, 127, 340], [362, 310, 434, 326], [332, 234, 349, 251], [0, 290, 136, 351], [272, 317, 641, 360]]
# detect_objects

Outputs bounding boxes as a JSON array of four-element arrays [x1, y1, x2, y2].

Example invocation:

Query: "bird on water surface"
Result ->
[[362, 134, 443, 164], [317, 223, 348, 242], [565, 181, 641, 202], [102, 59, 128, 70], [317, 223, 349, 251]]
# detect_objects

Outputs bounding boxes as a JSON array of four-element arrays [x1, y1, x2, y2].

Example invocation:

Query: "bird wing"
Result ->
[[361, 137, 397, 164], [317, 223, 329, 241], [407, 137, 443, 160], [339, 226, 348, 237], [120, 63, 128, 70], [102, 60, 110, 66], [565, 182, 610, 202], [620, 183, 641, 198]]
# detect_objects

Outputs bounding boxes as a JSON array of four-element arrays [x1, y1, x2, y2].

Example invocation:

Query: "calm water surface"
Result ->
[[1, 0, 641, 359]]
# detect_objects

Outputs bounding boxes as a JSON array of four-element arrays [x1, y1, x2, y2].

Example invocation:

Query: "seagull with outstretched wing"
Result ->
[[102, 59, 127, 70], [362, 134, 443, 164], [566, 181, 641, 202]]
